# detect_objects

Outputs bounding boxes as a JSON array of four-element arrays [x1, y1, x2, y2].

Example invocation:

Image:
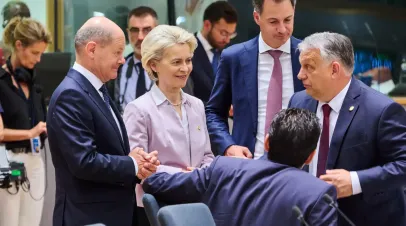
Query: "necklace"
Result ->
[[169, 100, 182, 106]]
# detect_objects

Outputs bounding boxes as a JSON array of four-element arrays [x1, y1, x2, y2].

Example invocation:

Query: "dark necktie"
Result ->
[[136, 62, 147, 98], [264, 50, 283, 138], [211, 49, 220, 74], [317, 104, 332, 177], [99, 84, 111, 110]]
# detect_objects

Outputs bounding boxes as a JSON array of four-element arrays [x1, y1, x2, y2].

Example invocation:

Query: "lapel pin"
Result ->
[[349, 106, 354, 111], [197, 126, 201, 131]]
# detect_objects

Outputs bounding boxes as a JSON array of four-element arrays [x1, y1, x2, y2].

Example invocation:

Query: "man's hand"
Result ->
[[225, 145, 252, 159], [129, 148, 160, 180], [229, 105, 233, 117], [320, 169, 353, 199]]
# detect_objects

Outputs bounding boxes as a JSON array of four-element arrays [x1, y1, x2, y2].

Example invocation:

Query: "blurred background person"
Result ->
[[206, 0, 305, 158], [185, 1, 238, 105], [123, 24, 214, 226], [0, 101, 3, 141], [107, 6, 158, 114], [0, 1, 31, 65], [143, 108, 338, 226], [0, 17, 51, 226]]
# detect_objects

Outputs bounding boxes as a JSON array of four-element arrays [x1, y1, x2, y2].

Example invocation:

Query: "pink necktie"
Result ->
[[264, 50, 283, 137]]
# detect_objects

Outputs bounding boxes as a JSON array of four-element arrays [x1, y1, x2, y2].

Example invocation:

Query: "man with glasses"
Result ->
[[185, 1, 238, 105], [206, 0, 305, 158], [107, 6, 157, 113]]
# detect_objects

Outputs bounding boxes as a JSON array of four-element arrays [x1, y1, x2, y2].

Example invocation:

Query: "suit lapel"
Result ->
[[240, 37, 259, 128], [290, 37, 304, 92], [195, 34, 214, 81], [327, 79, 361, 169], [68, 70, 127, 154], [110, 98, 130, 154]]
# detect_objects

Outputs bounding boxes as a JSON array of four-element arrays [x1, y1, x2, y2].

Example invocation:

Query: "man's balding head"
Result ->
[[74, 16, 124, 52], [74, 16, 126, 83]]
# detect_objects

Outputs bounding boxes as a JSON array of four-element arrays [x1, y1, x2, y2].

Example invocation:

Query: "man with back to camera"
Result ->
[[289, 31, 406, 226], [107, 6, 158, 113], [143, 108, 338, 226], [47, 17, 160, 226], [184, 1, 238, 105], [206, 0, 305, 159]]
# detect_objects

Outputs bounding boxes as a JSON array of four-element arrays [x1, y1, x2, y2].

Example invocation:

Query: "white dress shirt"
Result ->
[[311, 79, 362, 195], [197, 31, 214, 63], [254, 33, 294, 159], [72, 62, 138, 175], [119, 56, 152, 111]]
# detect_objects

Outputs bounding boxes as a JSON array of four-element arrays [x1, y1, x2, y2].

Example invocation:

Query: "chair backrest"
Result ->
[[157, 203, 216, 226], [142, 194, 161, 226]]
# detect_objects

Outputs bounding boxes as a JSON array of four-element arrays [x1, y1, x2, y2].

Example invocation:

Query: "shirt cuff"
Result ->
[[129, 156, 138, 175], [350, 171, 362, 195]]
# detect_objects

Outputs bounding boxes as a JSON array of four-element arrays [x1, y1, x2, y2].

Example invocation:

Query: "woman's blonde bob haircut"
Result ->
[[141, 24, 197, 81]]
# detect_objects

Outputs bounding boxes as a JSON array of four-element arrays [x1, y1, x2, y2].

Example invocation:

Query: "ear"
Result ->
[[253, 11, 260, 26], [264, 134, 270, 152], [15, 40, 23, 51], [203, 20, 212, 31], [85, 41, 97, 59], [304, 150, 316, 165], [331, 61, 341, 79], [150, 60, 158, 74]]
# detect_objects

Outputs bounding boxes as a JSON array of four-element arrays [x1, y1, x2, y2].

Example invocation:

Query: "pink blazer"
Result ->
[[123, 85, 214, 174]]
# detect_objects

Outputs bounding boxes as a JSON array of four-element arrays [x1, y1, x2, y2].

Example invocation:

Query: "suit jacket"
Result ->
[[185, 33, 215, 104], [123, 84, 214, 174], [47, 69, 139, 226], [289, 78, 406, 226], [143, 156, 338, 226], [206, 35, 304, 155]]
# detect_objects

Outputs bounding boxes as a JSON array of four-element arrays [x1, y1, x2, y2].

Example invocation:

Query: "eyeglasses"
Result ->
[[213, 26, 237, 39], [128, 27, 153, 36]]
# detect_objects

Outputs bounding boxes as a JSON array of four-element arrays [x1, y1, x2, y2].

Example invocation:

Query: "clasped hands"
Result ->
[[129, 147, 160, 180]]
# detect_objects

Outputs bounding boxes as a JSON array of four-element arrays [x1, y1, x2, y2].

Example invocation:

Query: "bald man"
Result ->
[[47, 17, 160, 226]]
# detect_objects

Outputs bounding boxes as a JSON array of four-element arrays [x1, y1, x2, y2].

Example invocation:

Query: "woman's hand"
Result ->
[[29, 121, 47, 138]]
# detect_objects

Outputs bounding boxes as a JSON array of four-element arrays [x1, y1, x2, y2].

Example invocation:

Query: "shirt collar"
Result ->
[[150, 83, 188, 106], [197, 31, 213, 52], [258, 32, 291, 54], [319, 79, 352, 114], [72, 62, 103, 91]]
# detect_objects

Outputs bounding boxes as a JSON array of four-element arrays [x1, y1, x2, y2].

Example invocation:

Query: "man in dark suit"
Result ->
[[107, 7, 157, 113], [289, 31, 406, 226], [184, 1, 238, 104], [144, 108, 338, 226], [47, 17, 160, 226], [206, 0, 304, 158]]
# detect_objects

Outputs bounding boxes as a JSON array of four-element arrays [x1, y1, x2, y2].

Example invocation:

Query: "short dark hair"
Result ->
[[2, 1, 31, 28], [203, 1, 238, 24], [267, 108, 320, 168], [127, 6, 158, 23], [252, 0, 296, 14]]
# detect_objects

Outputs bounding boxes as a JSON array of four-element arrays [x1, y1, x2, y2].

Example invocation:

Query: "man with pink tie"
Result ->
[[206, 0, 305, 158]]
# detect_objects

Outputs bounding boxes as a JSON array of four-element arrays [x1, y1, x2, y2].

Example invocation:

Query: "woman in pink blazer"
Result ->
[[123, 24, 215, 226]]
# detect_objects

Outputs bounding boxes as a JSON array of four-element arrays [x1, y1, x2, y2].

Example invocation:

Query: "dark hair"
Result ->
[[2, 1, 31, 28], [127, 6, 158, 22], [252, 0, 296, 14], [267, 108, 320, 168], [203, 1, 238, 24]]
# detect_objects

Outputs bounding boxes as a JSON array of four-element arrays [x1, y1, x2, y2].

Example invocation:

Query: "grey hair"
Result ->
[[298, 32, 354, 74], [74, 26, 112, 50], [141, 24, 197, 81]]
